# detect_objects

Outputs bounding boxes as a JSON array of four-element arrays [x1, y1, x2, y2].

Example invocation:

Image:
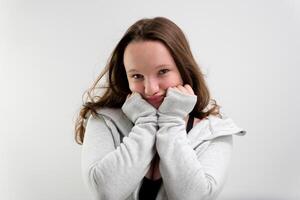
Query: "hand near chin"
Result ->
[[158, 84, 197, 118], [122, 92, 157, 123], [169, 84, 195, 96]]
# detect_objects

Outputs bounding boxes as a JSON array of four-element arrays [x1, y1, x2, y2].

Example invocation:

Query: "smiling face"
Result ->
[[123, 40, 183, 108]]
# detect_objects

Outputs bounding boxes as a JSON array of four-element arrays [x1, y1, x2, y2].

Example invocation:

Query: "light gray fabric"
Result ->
[[81, 89, 246, 200]]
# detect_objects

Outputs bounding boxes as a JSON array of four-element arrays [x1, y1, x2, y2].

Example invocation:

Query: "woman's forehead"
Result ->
[[123, 40, 176, 71]]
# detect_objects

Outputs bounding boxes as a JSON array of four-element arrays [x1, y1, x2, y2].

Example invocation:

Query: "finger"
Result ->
[[126, 92, 133, 99], [184, 84, 194, 95], [177, 85, 189, 95], [171, 86, 181, 93]]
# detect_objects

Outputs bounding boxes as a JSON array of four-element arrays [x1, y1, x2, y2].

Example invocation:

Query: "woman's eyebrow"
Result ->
[[127, 64, 172, 73], [127, 69, 138, 73], [155, 64, 172, 68]]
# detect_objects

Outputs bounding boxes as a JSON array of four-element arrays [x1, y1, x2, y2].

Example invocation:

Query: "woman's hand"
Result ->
[[170, 84, 195, 96], [122, 92, 157, 124], [158, 84, 197, 119]]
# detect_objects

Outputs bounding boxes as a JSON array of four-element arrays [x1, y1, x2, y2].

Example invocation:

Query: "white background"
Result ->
[[1, 0, 299, 199]]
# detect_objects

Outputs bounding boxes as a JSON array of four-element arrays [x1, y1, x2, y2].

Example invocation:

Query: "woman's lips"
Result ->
[[146, 95, 164, 105]]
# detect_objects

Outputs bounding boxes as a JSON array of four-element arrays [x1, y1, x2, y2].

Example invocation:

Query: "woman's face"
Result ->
[[123, 40, 183, 108]]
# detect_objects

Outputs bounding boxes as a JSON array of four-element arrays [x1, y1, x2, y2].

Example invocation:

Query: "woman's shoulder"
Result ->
[[92, 107, 130, 123], [92, 106, 133, 133], [95, 107, 123, 118], [207, 113, 246, 137], [190, 113, 246, 142]]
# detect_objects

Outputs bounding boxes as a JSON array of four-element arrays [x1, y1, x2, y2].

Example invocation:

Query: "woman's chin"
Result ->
[[150, 102, 161, 109]]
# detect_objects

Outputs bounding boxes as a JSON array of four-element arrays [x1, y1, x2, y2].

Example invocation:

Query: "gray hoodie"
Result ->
[[81, 88, 246, 200]]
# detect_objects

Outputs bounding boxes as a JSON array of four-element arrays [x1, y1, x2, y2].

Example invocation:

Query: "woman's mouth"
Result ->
[[146, 95, 164, 108]]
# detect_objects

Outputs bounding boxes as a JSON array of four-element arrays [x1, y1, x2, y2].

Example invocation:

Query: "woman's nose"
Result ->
[[144, 78, 159, 96]]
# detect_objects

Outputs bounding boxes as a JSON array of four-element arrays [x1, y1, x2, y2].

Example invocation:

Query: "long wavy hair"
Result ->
[[74, 17, 220, 145]]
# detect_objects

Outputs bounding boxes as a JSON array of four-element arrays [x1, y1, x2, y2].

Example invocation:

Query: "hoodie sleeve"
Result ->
[[156, 88, 240, 200], [81, 93, 157, 200]]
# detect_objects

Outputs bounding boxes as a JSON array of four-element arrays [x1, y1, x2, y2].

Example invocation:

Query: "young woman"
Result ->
[[75, 17, 246, 200]]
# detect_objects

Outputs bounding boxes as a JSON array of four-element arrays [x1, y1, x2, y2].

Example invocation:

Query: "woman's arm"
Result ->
[[156, 88, 233, 200], [81, 93, 157, 200]]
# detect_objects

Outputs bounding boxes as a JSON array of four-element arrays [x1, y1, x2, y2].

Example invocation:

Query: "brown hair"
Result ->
[[74, 16, 220, 145]]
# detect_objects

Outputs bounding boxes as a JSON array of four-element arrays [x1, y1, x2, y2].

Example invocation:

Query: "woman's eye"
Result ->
[[158, 69, 170, 75], [132, 74, 143, 80]]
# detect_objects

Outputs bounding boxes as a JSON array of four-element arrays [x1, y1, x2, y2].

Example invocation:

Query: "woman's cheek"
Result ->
[[161, 81, 178, 91], [129, 83, 142, 94]]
